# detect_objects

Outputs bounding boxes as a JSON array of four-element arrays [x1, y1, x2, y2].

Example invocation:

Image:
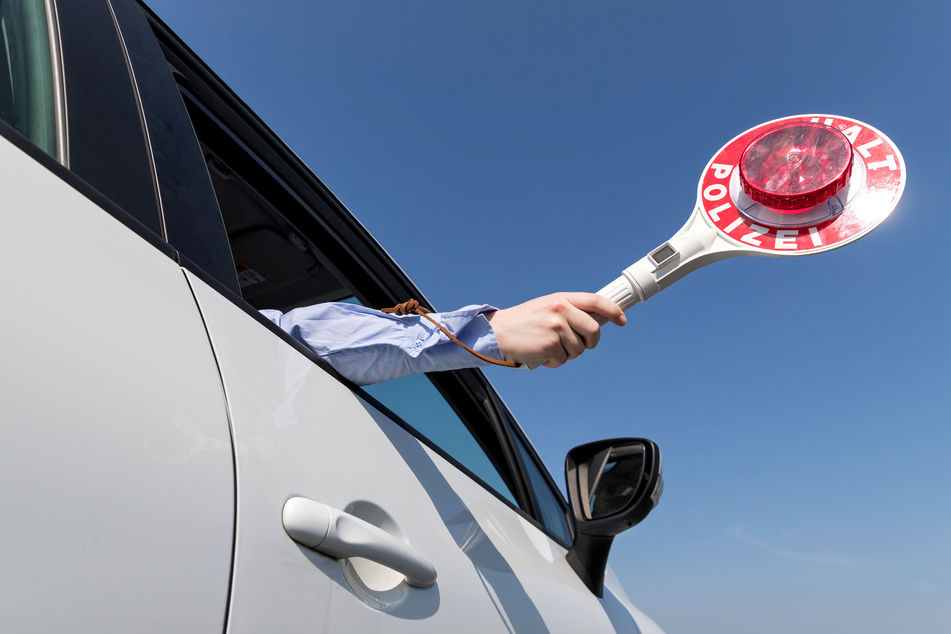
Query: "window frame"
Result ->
[[116, 0, 576, 548], [0, 0, 174, 263], [54, 0, 164, 236]]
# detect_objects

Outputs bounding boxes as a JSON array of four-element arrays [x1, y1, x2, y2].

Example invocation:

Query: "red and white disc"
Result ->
[[698, 115, 904, 254]]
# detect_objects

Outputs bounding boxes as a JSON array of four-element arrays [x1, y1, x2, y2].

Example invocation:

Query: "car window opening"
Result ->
[[174, 86, 525, 510]]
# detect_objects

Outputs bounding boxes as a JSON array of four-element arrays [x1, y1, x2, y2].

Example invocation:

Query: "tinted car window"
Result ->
[[0, 0, 56, 157], [363, 373, 518, 505], [512, 433, 572, 543]]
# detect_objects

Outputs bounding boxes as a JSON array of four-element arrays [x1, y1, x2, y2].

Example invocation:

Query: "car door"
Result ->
[[186, 269, 653, 632], [188, 273, 525, 632], [129, 1, 662, 630], [0, 1, 234, 630]]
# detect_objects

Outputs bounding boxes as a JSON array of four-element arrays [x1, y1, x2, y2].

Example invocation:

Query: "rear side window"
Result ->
[[0, 0, 56, 157]]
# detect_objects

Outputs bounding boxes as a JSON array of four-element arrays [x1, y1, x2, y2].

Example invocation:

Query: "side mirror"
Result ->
[[564, 438, 664, 597]]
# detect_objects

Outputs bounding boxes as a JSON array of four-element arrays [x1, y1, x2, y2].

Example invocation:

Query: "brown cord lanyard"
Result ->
[[382, 300, 521, 368]]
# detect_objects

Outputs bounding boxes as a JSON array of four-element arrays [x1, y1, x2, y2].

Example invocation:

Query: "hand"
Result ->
[[484, 292, 626, 368]]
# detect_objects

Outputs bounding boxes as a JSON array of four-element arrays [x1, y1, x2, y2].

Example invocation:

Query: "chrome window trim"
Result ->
[[43, 0, 66, 165], [105, 0, 165, 239]]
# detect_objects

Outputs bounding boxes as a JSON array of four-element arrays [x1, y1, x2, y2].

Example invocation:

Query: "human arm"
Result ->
[[262, 292, 625, 384], [261, 302, 504, 385]]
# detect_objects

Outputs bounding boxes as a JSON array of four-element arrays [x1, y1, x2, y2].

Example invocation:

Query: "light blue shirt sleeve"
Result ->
[[260, 303, 505, 385]]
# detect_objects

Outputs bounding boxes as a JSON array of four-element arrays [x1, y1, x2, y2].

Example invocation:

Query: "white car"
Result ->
[[0, 1, 664, 632]]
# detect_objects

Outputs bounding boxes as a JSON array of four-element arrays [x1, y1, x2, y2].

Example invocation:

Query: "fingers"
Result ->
[[486, 292, 627, 368], [560, 305, 600, 352], [545, 321, 586, 368], [565, 292, 627, 327], [544, 293, 623, 367]]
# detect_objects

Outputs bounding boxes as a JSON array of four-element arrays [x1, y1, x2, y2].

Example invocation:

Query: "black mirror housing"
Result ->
[[564, 438, 663, 597]]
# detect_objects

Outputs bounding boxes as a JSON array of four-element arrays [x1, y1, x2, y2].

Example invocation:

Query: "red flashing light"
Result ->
[[739, 122, 853, 211]]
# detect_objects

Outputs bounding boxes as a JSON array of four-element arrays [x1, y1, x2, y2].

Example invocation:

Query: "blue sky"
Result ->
[[146, 1, 950, 632]]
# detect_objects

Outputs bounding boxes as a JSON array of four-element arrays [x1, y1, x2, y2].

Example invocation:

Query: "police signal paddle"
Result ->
[[597, 113, 904, 321], [527, 114, 905, 369]]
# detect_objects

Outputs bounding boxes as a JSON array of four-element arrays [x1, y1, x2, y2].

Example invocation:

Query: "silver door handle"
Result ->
[[281, 497, 437, 588]]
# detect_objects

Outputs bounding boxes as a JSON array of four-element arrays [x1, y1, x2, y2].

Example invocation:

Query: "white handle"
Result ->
[[522, 222, 723, 371], [520, 275, 639, 370], [282, 497, 437, 588]]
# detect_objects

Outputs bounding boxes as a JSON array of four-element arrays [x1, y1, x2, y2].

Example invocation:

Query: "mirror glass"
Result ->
[[588, 445, 645, 519]]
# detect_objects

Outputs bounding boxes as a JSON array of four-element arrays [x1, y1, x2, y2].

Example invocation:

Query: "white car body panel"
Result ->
[[187, 269, 646, 632], [0, 0, 668, 628], [186, 270, 513, 632], [0, 137, 234, 631]]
